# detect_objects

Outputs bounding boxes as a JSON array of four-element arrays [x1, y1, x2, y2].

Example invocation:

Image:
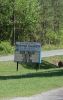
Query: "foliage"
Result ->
[[0, 41, 14, 55], [14, 0, 40, 41], [0, 0, 63, 45], [42, 44, 63, 51], [39, 0, 63, 45]]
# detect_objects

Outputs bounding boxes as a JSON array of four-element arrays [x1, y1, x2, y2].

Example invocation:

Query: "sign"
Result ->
[[14, 42, 41, 63]]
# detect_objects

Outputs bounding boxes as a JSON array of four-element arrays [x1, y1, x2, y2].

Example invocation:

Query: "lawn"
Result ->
[[0, 57, 63, 98], [42, 44, 63, 50]]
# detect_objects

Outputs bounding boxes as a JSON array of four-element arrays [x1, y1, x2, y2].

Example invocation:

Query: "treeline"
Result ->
[[0, 0, 63, 45]]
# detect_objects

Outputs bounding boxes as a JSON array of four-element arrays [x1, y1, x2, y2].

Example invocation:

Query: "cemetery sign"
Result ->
[[14, 42, 41, 63]]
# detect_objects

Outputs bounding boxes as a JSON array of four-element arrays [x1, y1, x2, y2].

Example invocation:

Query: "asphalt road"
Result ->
[[0, 49, 63, 61], [11, 88, 63, 100], [42, 49, 63, 57]]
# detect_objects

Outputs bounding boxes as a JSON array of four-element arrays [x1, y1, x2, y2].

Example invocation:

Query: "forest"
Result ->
[[0, 0, 63, 45]]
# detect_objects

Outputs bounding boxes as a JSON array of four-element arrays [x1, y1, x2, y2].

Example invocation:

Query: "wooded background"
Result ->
[[0, 0, 63, 45]]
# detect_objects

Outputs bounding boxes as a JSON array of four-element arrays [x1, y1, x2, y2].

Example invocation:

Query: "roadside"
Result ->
[[42, 49, 63, 57], [0, 55, 14, 61], [42, 44, 63, 51], [11, 88, 63, 100], [0, 49, 63, 61]]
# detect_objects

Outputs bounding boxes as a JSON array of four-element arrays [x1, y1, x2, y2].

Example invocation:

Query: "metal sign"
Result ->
[[14, 42, 41, 63]]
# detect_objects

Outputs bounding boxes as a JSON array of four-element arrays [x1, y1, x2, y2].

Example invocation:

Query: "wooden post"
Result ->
[[39, 63, 40, 69], [17, 62, 18, 71]]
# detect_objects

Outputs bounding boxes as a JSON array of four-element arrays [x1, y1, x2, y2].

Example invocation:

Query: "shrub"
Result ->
[[0, 41, 14, 55]]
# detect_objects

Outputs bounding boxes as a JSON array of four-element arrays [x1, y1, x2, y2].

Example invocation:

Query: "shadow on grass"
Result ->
[[0, 60, 63, 80], [0, 69, 63, 80], [22, 60, 57, 70]]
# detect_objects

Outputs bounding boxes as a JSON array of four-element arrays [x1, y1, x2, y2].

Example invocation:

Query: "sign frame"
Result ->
[[14, 42, 41, 71]]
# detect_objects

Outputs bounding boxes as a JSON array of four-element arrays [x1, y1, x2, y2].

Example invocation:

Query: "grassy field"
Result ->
[[42, 44, 63, 50], [0, 56, 63, 98]]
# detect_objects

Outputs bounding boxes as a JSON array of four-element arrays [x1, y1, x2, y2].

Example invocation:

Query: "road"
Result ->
[[42, 49, 63, 57], [0, 49, 63, 61], [0, 55, 14, 61], [11, 88, 63, 100]]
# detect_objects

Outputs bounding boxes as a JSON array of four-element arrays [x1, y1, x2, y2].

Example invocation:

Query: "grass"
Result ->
[[0, 56, 63, 98], [43, 55, 63, 65], [0, 41, 14, 56], [42, 44, 63, 50]]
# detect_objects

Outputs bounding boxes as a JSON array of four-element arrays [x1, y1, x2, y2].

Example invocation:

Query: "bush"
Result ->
[[0, 41, 14, 55], [42, 44, 63, 51]]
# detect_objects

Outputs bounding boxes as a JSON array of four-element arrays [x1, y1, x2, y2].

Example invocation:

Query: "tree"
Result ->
[[0, 0, 12, 41], [39, 0, 63, 45], [14, 0, 40, 42]]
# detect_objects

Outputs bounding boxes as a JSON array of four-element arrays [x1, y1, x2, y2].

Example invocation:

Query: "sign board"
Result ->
[[14, 42, 41, 63]]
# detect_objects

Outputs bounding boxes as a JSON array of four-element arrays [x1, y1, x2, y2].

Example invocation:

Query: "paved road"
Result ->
[[42, 49, 63, 57], [11, 88, 63, 100], [0, 55, 14, 61], [0, 49, 63, 61]]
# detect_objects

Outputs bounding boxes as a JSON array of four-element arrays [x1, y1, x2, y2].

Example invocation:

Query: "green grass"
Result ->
[[0, 41, 14, 56], [43, 55, 63, 64], [0, 57, 63, 98], [42, 44, 63, 50]]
